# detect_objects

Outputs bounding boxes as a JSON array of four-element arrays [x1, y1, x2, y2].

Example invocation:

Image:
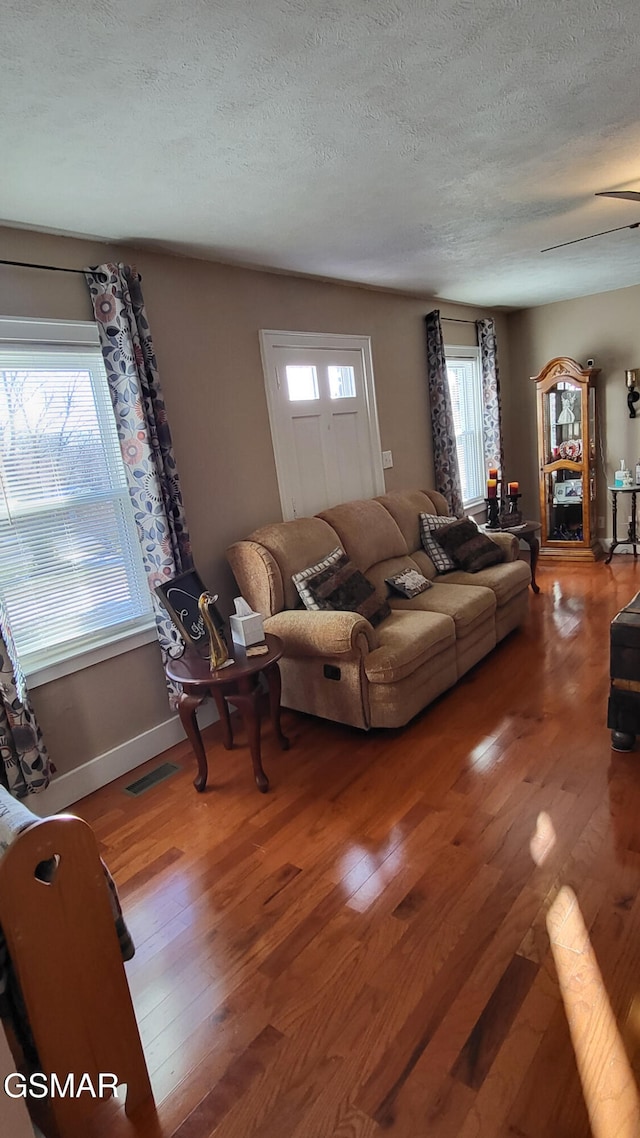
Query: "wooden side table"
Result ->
[[605, 486, 639, 563], [166, 633, 289, 794]]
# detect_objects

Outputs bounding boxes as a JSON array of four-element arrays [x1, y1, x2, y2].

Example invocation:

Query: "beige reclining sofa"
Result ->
[[227, 489, 531, 730]]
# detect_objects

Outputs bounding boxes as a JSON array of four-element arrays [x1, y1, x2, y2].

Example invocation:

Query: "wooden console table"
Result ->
[[166, 633, 289, 793], [606, 486, 639, 563]]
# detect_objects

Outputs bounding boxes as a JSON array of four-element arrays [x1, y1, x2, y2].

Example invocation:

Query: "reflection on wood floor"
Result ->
[[77, 558, 640, 1138]]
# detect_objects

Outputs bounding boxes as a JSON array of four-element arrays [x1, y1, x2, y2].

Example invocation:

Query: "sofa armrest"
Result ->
[[264, 609, 378, 657], [486, 531, 520, 561]]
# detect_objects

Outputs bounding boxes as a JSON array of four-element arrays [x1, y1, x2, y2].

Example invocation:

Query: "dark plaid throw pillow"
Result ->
[[433, 517, 503, 573], [299, 552, 390, 627]]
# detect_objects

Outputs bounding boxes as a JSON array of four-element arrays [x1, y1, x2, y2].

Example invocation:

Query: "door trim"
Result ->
[[259, 330, 385, 521]]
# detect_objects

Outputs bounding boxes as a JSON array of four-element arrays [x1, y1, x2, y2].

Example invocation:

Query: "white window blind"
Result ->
[[446, 349, 485, 507], [0, 318, 153, 674]]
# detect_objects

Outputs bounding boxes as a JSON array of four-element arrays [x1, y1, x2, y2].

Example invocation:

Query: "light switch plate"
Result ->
[[382, 450, 393, 469]]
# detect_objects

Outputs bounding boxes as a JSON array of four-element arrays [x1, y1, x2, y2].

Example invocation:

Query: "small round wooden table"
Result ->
[[166, 633, 289, 794]]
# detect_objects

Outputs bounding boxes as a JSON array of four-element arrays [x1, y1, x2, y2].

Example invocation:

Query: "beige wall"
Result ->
[[0, 225, 509, 778], [507, 283, 640, 535]]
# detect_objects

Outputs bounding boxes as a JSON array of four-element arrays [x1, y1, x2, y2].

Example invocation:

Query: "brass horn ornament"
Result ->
[[198, 592, 229, 671]]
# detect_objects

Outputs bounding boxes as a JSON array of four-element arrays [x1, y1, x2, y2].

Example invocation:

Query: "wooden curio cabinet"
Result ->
[[531, 357, 602, 561]]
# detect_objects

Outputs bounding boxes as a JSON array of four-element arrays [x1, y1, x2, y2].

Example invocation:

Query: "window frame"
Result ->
[[0, 316, 155, 687], [445, 345, 485, 510]]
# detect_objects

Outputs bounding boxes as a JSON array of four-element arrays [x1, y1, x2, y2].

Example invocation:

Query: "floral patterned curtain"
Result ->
[[425, 310, 464, 518], [476, 318, 505, 477], [85, 264, 194, 677], [0, 601, 51, 798]]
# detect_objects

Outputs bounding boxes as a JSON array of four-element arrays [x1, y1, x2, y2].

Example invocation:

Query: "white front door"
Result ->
[[260, 331, 384, 520]]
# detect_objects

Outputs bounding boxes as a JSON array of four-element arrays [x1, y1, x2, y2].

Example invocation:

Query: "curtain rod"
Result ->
[[441, 317, 478, 325], [0, 262, 484, 304], [0, 258, 86, 275]]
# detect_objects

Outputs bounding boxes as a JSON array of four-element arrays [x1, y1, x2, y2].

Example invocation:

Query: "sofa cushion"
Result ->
[[376, 489, 445, 553], [387, 580, 495, 636], [434, 517, 504, 573], [295, 549, 390, 627], [364, 610, 455, 684], [385, 568, 432, 598], [410, 549, 439, 580], [420, 513, 458, 572], [443, 559, 531, 606], [365, 555, 427, 599], [319, 498, 407, 572]]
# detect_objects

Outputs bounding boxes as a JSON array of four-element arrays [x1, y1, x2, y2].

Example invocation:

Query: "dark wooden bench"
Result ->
[[608, 590, 640, 750]]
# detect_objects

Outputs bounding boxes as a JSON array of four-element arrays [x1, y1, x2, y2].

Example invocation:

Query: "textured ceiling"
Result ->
[[3, 0, 640, 308]]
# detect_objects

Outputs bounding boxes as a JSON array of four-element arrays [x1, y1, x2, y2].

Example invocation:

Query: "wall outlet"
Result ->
[[382, 450, 393, 469], [597, 516, 605, 530]]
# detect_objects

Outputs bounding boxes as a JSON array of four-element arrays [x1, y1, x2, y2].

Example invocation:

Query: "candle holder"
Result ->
[[499, 493, 522, 528], [485, 495, 501, 529]]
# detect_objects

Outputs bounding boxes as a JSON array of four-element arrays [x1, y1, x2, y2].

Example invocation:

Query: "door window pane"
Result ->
[[286, 366, 318, 401], [328, 366, 356, 400]]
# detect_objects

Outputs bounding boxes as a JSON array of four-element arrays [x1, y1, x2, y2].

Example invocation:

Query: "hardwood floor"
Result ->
[[75, 559, 640, 1137]]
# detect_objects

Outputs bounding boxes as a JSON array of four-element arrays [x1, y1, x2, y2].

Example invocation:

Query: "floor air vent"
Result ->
[[124, 762, 180, 797]]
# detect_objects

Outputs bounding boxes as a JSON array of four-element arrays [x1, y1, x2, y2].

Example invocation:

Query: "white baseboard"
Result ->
[[30, 703, 218, 816]]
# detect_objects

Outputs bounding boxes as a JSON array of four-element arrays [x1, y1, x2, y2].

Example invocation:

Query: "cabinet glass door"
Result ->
[[544, 380, 582, 463], [533, 357, 599, 560], [588, 386, 597, 536], [543, 380, 585, 544], [545, 468, 584, 542]]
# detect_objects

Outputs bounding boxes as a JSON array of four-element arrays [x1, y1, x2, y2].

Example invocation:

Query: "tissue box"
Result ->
[[229, 610, 265, 647]]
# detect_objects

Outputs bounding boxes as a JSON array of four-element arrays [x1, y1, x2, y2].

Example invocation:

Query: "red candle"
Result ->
[[487, 479, 498, 498], [508, 481, 519, 495], [488, 467, 498, 480]]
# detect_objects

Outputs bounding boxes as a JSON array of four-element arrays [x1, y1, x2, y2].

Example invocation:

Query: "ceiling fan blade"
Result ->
[[541, 221, 640, 252], [596, 191, 640, 202]]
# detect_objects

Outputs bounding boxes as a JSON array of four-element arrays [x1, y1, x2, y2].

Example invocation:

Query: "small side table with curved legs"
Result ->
[[166, 633, 289, 793], [605, 486, 639, 563]]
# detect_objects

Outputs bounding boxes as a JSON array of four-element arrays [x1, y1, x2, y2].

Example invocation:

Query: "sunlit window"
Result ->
[[0, 319, 153, 674], [446, 348, 484, 506]]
